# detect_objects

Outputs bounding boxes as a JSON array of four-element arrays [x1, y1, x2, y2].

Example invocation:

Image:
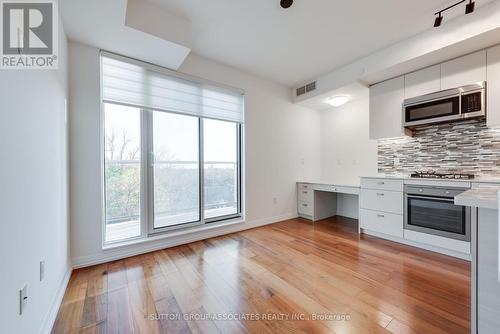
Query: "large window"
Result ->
[[104, 104, 142, 242], [152, 111, 200, 229], [204, 119, 239, 220], [102, 52, 244, 243]]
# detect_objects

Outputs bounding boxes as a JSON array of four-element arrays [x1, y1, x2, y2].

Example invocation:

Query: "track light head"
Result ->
[[434, 14, 443, 27], [465, 1, 475, 14], [280, 0, 293, 9]]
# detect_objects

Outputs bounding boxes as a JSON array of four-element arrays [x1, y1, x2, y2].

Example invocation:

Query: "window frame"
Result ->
[[203, 119, 243, 224], [101, 103, 244, 245], [100, 51, 245, 246]]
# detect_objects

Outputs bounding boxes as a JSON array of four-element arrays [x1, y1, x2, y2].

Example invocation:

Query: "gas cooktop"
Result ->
[[410, 172, 475, 180]]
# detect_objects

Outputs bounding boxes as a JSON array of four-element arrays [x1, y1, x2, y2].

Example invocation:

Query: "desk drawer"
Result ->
[[360, 209, 403, 238], [313, 184, 360, 195], [361, 178, 403, 192], [298, 183, 312, 190], [360, 189, 403, 214], [298, 201, 313, 216], [298, 188, 313, 203]]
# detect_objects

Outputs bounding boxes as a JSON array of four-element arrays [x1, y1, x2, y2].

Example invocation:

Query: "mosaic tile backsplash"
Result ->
[[378, 119, 500, 176]]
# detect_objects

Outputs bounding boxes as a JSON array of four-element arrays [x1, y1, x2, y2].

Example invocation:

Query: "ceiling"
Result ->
[[148, 0, 495, 87]]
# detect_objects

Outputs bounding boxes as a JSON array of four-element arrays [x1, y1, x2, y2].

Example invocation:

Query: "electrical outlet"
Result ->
[[19, 284, 28, 315], [40, 260, 45, 282], [300, 158, 305, 165]]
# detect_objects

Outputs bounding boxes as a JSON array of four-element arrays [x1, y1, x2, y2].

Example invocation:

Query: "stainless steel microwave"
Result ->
[[403, 82, 486, 129]]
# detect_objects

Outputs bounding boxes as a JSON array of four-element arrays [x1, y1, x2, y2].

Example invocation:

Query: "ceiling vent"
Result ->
[[296, 81, 316, 96]]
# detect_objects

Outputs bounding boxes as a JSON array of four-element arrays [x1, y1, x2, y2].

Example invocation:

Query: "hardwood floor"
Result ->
[[53, 217, 471, 334]]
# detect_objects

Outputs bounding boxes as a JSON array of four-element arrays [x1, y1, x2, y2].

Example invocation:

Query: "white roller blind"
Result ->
[[101, 53, 245, 123]]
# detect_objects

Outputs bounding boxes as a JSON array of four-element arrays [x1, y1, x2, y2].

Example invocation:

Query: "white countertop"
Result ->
[[455, 188, 500, 210], [297, 180, 360, 188]]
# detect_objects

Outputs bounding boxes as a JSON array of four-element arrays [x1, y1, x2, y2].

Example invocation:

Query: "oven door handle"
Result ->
[[406, 194, 455, 202]]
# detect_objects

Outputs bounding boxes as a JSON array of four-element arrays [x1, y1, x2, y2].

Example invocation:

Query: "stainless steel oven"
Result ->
[[403, 82, 486, 128], [404, 185, 470, 241]]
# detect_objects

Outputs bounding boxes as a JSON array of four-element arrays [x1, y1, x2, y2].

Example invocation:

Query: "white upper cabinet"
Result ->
[[369, 76, 405, 139], [441, 50, 487, 90], [487, 45, 500, 128], [404, 65, 441, 99]]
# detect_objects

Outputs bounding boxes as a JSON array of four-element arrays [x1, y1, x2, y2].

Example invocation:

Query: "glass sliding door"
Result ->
[[203, 119, 240, 221], [151, 111, 200, 229], [103, 103, 142, 242], [101, 52, 244, 242]]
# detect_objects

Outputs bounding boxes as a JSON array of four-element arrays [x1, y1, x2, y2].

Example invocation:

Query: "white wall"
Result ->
[[0, 20, 70, 334], [69, 42, 321, 267], [320, 94, 378, 218]]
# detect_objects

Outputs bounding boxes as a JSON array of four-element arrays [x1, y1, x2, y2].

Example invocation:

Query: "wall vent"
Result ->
[[296, 86, 306, 96], [296, 81, 316, 96]]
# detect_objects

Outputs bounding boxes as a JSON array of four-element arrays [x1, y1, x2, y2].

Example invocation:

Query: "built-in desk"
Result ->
[[297, 182, 360, 221]]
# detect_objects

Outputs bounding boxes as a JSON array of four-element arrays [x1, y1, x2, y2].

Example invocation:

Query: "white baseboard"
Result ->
[[39, 268, 72, 334], [73, 213, 297, 269], [362, 229, 471, 261]]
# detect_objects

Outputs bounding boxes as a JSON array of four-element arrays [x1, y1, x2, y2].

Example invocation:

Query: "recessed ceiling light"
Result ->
[[326, 96, 349, 107]]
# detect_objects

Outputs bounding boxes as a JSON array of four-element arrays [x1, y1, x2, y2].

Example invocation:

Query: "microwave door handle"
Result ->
[[407, 194, 455, 202]]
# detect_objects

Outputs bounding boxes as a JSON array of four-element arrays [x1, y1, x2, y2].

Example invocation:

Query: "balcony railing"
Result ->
[[105, 159, 238, 242]]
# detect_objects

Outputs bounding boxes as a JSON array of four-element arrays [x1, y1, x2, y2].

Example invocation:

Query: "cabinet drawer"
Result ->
[[298, 188, 313, 203], [313, 184, 360, 195], [298, 201, 313, 216], [360, 189, 403, 214], [361, 178, 403, 192], [360, 209, 403, 238], [298, 183, 312, 190]]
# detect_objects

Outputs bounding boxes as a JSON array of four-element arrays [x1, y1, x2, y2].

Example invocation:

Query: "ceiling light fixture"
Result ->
[[280, 0, 293, 9], [326, 96, 349, 107], [465, 0, 475, 14], [433, 0, 471, 28], [434, 13, 443, 27]]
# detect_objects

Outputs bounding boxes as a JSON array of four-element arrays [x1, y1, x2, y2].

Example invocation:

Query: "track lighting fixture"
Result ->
[[433, 0, 476, 28], [280, 0, 293, 9], [465, 1, 475, 14], [434, 13, 443, 27]]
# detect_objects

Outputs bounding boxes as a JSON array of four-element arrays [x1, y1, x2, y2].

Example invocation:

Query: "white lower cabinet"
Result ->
[[359, 189, 403, 215], [298, 201, 313, 217], [359, 209, 403, 238], [298, 188, 313, 203], [359, 178, 404, 238]]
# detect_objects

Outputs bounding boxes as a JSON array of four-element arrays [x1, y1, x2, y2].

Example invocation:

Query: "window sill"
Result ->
[[102, 217, 244, 251]]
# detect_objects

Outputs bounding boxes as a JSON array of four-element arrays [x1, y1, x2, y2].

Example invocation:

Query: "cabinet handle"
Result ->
[[376, 193, 385, 196], [377, 182, 385, 185], [376, 214, 385, 218], [302, 204, 308, 207], [303, 191, 308, 194]]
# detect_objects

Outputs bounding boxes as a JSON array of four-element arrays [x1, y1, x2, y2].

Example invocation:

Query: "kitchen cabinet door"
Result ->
[[487, 45, 500, 127], [404, 65, 441, 99], [369, 76, 405, 139], [477, 208, 500, 333], [441, 50, 486, 90]]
